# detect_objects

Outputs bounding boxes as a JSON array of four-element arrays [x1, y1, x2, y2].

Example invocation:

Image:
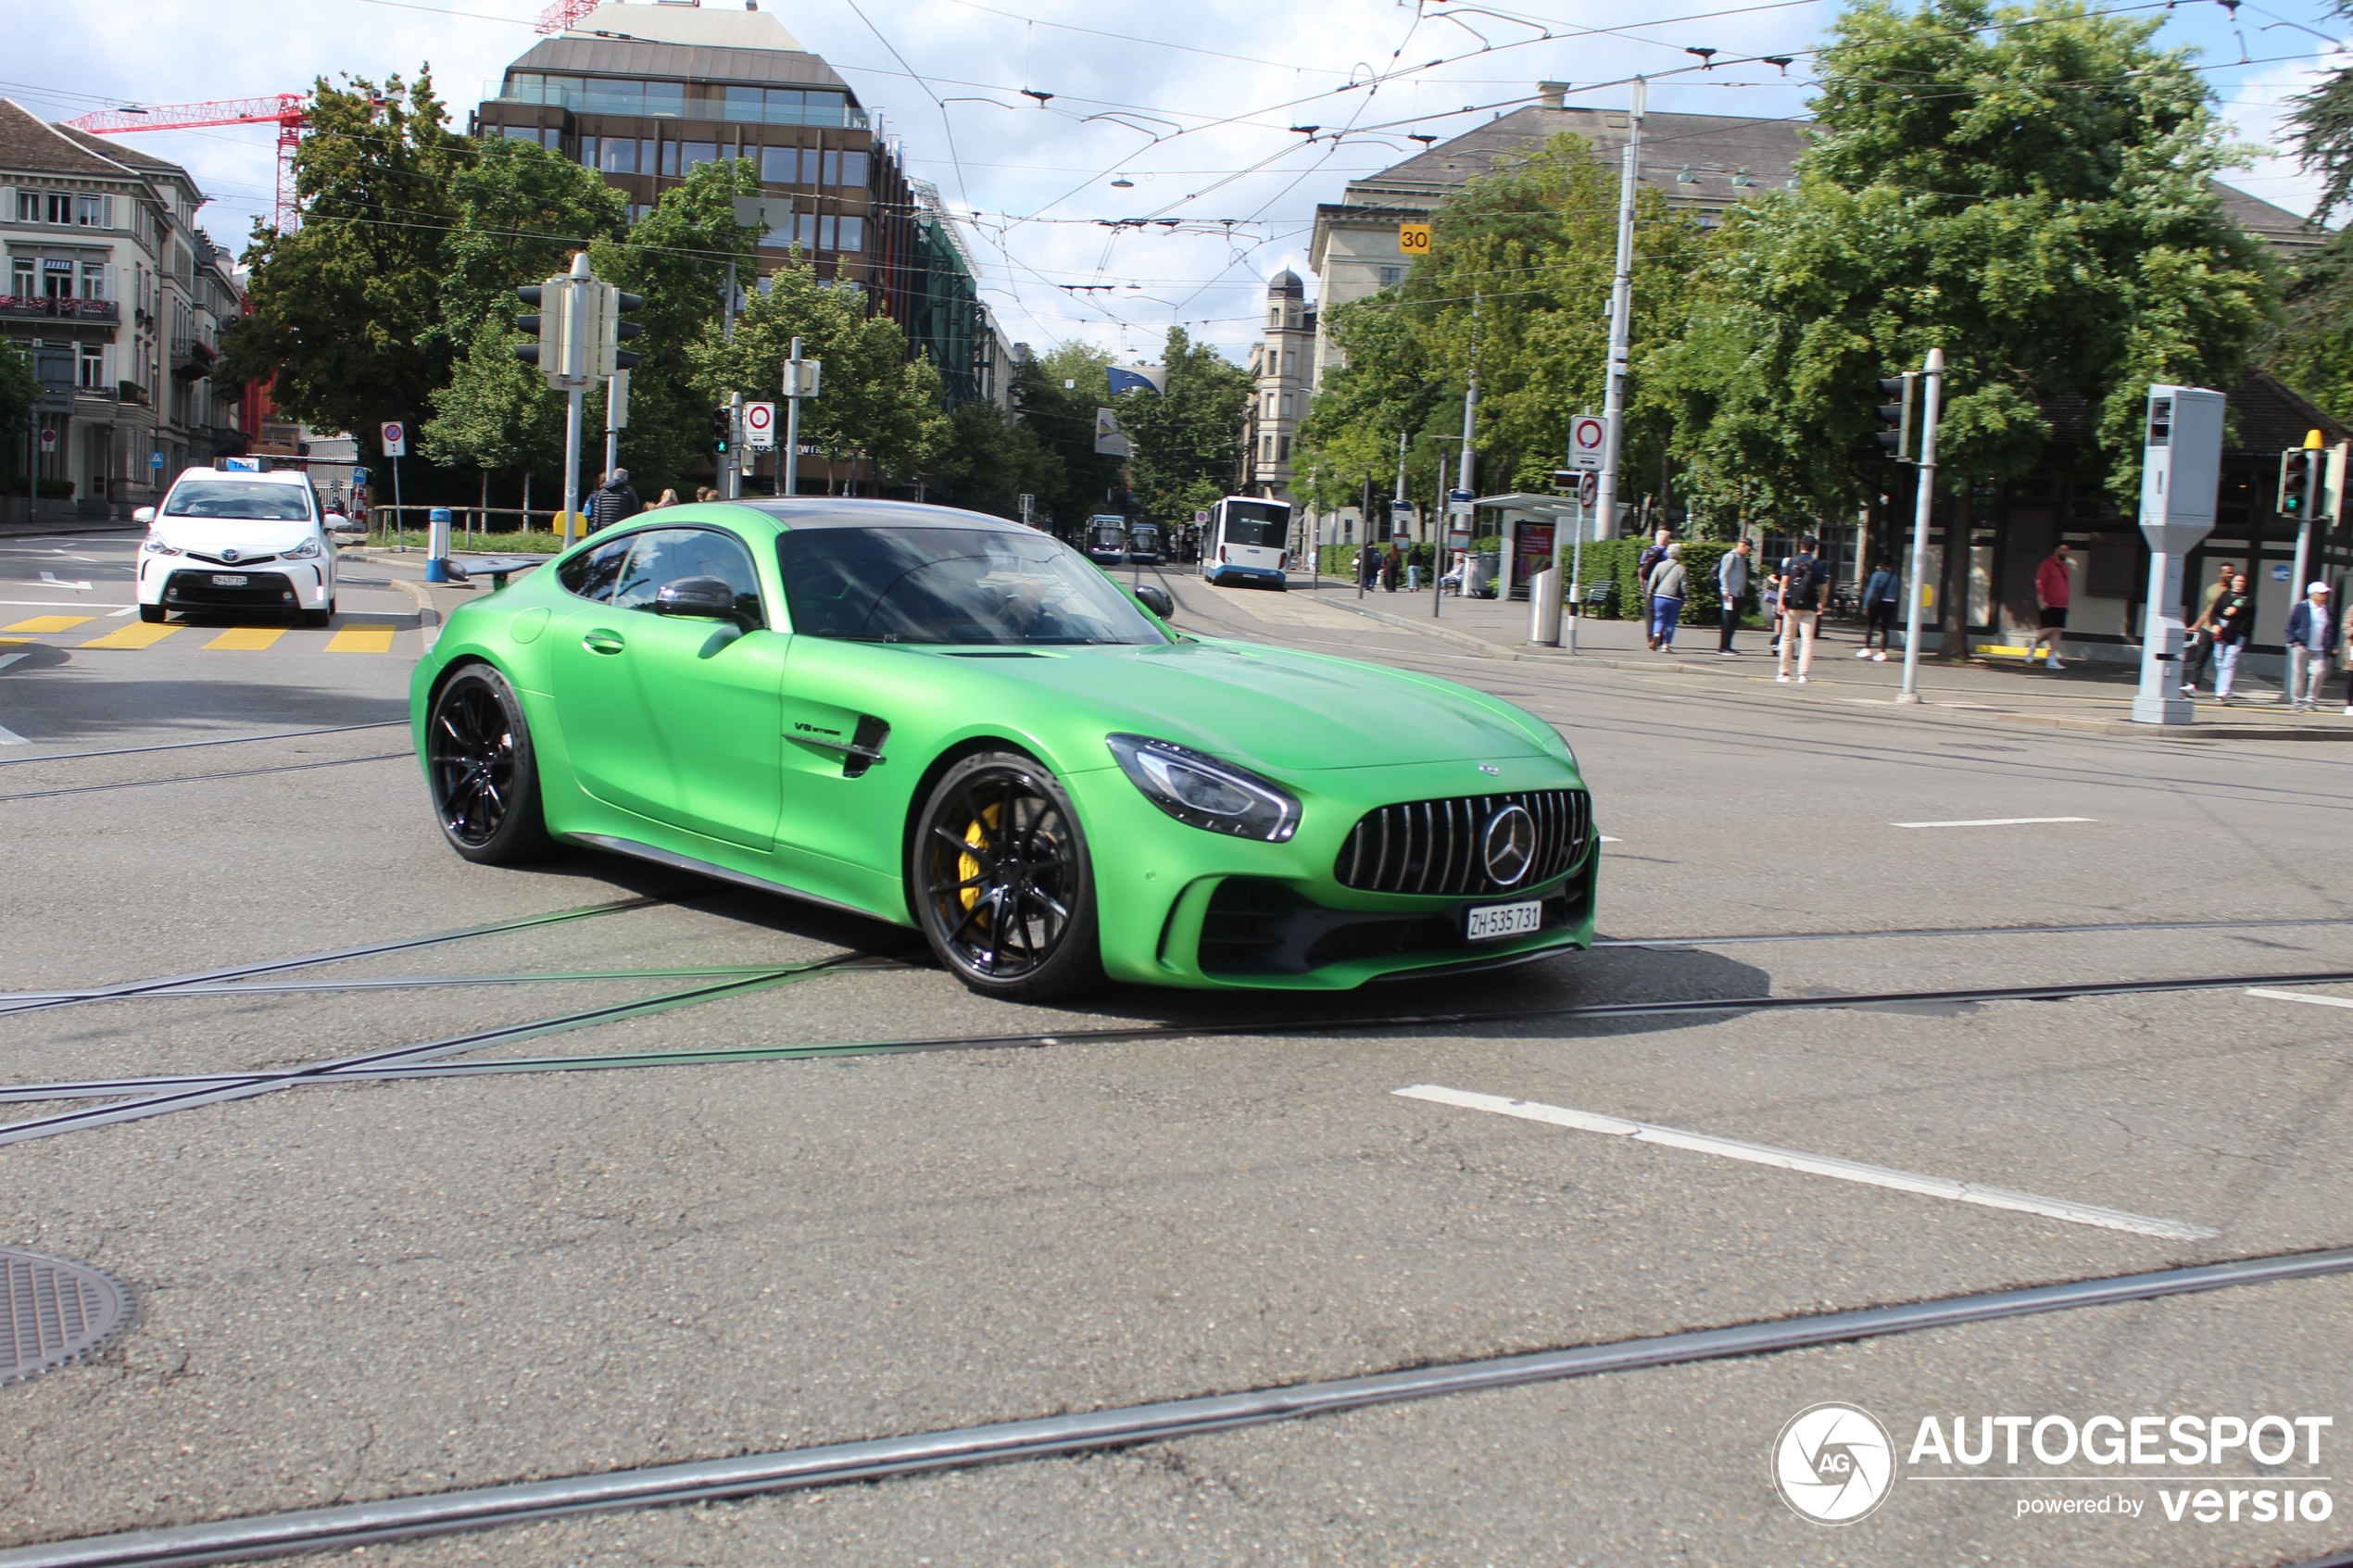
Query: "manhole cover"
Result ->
[[3, 1248, 131, 1385]]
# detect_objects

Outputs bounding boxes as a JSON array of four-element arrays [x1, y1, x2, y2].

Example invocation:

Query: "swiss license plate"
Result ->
[[1465, 899, 1543, 943], [210, 574, 248, 586]]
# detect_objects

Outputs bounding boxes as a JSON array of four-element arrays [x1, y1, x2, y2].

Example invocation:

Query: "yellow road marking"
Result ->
[[4, 616, 94, 633], [325, 626, 396, 653], [80, 622, 182, 650], [205, 626, 288, 651]]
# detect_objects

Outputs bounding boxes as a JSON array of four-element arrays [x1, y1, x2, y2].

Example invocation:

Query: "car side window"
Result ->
[[557, 534, 635, 604], [610, 528, 765, 624]]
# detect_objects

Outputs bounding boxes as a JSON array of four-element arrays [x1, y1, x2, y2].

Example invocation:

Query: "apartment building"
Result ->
[[1238, 270, 1313, 504], [1, 98, 243, 517]]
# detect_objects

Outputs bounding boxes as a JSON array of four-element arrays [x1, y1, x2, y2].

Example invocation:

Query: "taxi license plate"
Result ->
[[211, 574, 248, 586], [1465, 899, 1542, 943]]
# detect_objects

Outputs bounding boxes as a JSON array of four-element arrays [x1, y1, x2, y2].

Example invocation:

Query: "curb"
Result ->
[[1981, 709, 2353, 742]]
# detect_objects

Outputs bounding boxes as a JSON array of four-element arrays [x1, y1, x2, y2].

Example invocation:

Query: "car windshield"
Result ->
[[163, 482, 312, 521], [779, 526, 1167, 646]]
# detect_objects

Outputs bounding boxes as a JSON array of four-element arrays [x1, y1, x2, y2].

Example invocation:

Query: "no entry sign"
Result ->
[[1568, 414, 1606, 471], [744, 401, 776, 449]]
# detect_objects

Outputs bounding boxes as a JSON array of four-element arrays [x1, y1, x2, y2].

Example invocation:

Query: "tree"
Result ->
[[1296, 134, 1700, 520], [2265, 13, 2353, 420], [0, 340, 38, 500], [217, 73, 460, 457], [1012, 344, 1126, 527], [1115, 328, 1251, 523], [1649, 0, 2277, 521], [937, 398, 1061, 519], [691, 245, 950, 489]]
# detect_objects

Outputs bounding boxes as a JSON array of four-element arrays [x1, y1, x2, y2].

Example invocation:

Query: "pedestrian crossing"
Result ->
[[0, 617, 406, 653]]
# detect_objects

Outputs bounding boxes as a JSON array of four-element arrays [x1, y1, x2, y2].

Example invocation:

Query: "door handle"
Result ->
[[582, 629, 625, 655]]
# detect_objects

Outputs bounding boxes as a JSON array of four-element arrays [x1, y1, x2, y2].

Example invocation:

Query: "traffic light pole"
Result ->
[[784, 336, 803, 499], [725, 392, 743, 501], [2294, 431, 2322, 602], [1897, 346, 1944, 706], [1592, 76, 1643, 545]]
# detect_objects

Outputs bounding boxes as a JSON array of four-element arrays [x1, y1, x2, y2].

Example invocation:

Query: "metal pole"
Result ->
[[391, 455, 404, 551], [604, 385, 620, 478], [1593, 77, 1642, 546], [560, 386, 583, 549], [724, 259, 737, 345], [783, 336, 802, 499], [725, 391, 743, 501], [2294, 431, 2321, 603], [1568, 496, 1585, 653], [1897, 346, 1944, 706]]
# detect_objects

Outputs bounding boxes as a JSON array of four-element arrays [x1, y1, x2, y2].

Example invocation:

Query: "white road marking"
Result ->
[[1893, 816, 2095, 829], [0, 599, 132, 609], [1599, 835, 1622, 843], [36, 572, 93, 591], [0, 723, 27, 746], [2246, 987, 2353, 1010], [1393, 1085, 2214, 1240], [0, 651, 32, 672]]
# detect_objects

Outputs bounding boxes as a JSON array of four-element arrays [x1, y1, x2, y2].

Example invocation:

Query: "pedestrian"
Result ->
[[2283, 581, 2336, 711], [1639, 527, 1672, 649], [1383, 542, 1403, 592], [1775, 533, 1826, 684], [585, 467, 640, 533], [1856, 558, 1899, 661], [2182, 560, 2236, 696], [650, 487, 680, 509], [2209, 572, 2254, 703], [1716, 538, 1751, 657], [2032, 542, 2072, 671], [2340, 585, 2353, 716], [1646, 544, 1688, 652], [1356, 539, 1380, 591]]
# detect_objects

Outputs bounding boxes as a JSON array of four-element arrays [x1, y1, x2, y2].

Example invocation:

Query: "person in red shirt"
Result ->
[[2032, 543, 2073, 671]]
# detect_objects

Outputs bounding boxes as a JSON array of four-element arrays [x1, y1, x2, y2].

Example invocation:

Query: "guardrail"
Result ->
[[0, 295, 118, 322]]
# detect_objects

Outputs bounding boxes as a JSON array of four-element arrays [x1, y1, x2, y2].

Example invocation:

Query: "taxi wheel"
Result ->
[[138, 603, 166, 623], [426, 664, 551, 865], [913, 751, 1101, 1000]]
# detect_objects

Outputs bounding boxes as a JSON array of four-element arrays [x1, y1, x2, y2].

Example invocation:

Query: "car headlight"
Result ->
[[283, 537, 321, 559], [1105, 734, 1300, 843], [142, 534, 182, 556]]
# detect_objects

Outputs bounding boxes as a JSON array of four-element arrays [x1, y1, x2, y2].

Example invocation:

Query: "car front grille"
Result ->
[[1334, 788, 1590, 897], [186, 550, 279, 567]]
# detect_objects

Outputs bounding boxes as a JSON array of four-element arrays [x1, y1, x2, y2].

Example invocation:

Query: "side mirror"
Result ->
[[1134, 583, 1175, 621], [132, 507, 156, 524], [655, 575, 749, 625]]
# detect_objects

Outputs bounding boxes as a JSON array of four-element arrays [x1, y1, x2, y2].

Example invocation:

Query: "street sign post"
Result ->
[[782, 339, 821, 497], [744, 401, 776, 449], [1578, 470, 1598, 508], [1569, 414, 1606, 470]]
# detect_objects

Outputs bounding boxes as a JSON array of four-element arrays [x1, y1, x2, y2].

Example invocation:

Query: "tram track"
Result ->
[[4, 1245, 2348, 1568], [0, 752, 410, 804], [0, 721, 409, 767], [6, 960, 2351, 1118]]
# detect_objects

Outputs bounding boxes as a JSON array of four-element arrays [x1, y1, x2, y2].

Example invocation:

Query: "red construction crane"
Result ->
[[535, 0, 598, 34], [61, 95, 310, 233]]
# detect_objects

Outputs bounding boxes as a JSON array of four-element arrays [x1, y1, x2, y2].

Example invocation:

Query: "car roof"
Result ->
[[170, 469, 311, 485], [736, 497, 1034, 533]]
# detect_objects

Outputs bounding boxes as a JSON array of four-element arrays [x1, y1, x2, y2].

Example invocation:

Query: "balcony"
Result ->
[[0, 295, 120, 323], [170, 336, 218, 382]]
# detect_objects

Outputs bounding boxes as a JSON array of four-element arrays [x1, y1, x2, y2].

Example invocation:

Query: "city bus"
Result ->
[[1085, 515, 1128, 565], [1201, 495, 1292, 590]]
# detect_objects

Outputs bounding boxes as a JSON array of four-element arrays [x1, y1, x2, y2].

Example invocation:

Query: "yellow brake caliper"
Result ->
[[958, 803, 1003, 915]]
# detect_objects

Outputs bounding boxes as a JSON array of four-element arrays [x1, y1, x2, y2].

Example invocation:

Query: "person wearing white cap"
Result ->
[[2283, 580, 2337, 712]]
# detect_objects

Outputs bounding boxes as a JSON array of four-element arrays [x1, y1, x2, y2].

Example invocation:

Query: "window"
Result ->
[[822, 149, 840, 186], [506, 71, 544, 102], [1262, 434, 1275, 462], [836, 214, 862, 252], [10, 259, 31, 297], [81, 262, 104, 300], [724, 85, 766, 121], [644, 82, 686, 119], [77, 194, 104, 227], [661, 138, 681, 177], [803, 92, 847, 126], [1263, 392, 1275, 418], [1277, 436, 1290, 461], [681, 142, 719, 172], [161, 481, 312, 521], [763, 88, 804, 123], [760, 145, 799, 184], [774, 526, 1164, 646], [580, 135, 598, 168], [1268, 307, 1279, 325], [557, 533, 636, 603], [1378, 265, 1402, 287], [79, 343, 102, 388], [611, 528, 765, 622], [14, 191, 33, 222], [839, 151, 868, 188], [582, 79, 643, 116], [600, 138, 637, 174]]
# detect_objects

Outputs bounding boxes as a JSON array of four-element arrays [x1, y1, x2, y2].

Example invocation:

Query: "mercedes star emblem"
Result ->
[[1480, 803, 1536, 886]]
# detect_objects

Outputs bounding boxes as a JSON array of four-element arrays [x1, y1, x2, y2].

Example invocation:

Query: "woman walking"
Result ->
[[2210, 571, 2254, 704], [1647, 544, 1689, 653]]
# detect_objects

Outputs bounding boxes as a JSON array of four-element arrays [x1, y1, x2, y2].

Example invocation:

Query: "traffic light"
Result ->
[[513, 284, 545, 370], [2279, 448, 2314, 517], [1874, 374, 1915, 460], [604, 290, 644, 374], [712, 408, 732, 455]]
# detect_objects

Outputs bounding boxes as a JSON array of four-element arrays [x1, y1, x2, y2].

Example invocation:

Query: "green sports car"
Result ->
[[409, 498, 1596, 999]]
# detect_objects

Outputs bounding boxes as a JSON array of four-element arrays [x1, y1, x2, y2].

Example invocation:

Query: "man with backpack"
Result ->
[[1638, 528, 1672, 650], [1776, 535, 1826, 684]]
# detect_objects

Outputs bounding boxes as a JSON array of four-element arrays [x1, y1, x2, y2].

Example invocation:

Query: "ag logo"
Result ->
[[1772, 1402, 1894, 1524]]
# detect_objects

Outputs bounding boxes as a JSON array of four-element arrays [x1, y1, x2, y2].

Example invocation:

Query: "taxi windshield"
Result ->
[[163, 482, 313, 522]]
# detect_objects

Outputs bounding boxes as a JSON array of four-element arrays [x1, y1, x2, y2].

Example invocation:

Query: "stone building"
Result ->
[[1238, 270, 1313, 505]]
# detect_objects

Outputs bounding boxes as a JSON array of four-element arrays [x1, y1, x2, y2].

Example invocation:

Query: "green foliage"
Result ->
[[2268, 234, 2353, 420], [1651, 0, 2278, 519], [693, 243, 950, 485], [0, 339, 37, 437], [1116, 328, 1252, 523], [936, 399, 1060, 518], [220, 72, 460, 454], [1298, 134, 1703, 511], [1012, 344, 1126, 527]]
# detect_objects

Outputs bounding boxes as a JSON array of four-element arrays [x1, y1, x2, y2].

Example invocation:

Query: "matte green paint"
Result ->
[[411, 501, 1597, 989]]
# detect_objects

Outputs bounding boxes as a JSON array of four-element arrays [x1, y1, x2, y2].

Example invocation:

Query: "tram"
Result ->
[[1126, 521, 1164, 564], [1200, 495, 1292, 590], [1084, 515, 1129, 565]]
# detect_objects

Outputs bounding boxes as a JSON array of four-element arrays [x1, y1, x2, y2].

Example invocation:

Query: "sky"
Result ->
[[6, 0, 2347, 368]]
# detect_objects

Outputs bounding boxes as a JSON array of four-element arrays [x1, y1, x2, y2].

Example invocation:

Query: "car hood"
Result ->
[[150, 519, 318, 555], [935, 638, 1565, 771]]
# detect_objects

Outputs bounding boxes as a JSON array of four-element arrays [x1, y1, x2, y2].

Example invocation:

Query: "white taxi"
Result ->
[[134, 466, 336, 626]]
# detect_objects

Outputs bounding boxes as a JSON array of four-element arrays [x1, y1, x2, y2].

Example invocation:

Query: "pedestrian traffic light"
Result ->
[[1874, 374, 1915, 461], [513, 284, 545, 370], [2280, 448, 2313, 517], [604, 290, 644, 374], [712, 408, 732, 454]]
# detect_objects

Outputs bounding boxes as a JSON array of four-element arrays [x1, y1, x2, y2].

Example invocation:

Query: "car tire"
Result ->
[[138, 603, 166, 623], [912, 749, 1103, 1001], [302, 601, 332, 628], [425, 663, 552, 865]]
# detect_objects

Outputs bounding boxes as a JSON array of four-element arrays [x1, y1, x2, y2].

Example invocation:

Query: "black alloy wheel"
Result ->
[[913, 751, 1101, 999], [426, 664, 551, 864]]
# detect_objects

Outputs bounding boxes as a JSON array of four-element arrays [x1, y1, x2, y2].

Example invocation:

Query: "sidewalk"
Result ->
[[1289, 579, 2353, 743]]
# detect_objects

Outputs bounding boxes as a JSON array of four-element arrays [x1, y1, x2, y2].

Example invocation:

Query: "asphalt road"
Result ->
[[1, 540, 2347, 1567]]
